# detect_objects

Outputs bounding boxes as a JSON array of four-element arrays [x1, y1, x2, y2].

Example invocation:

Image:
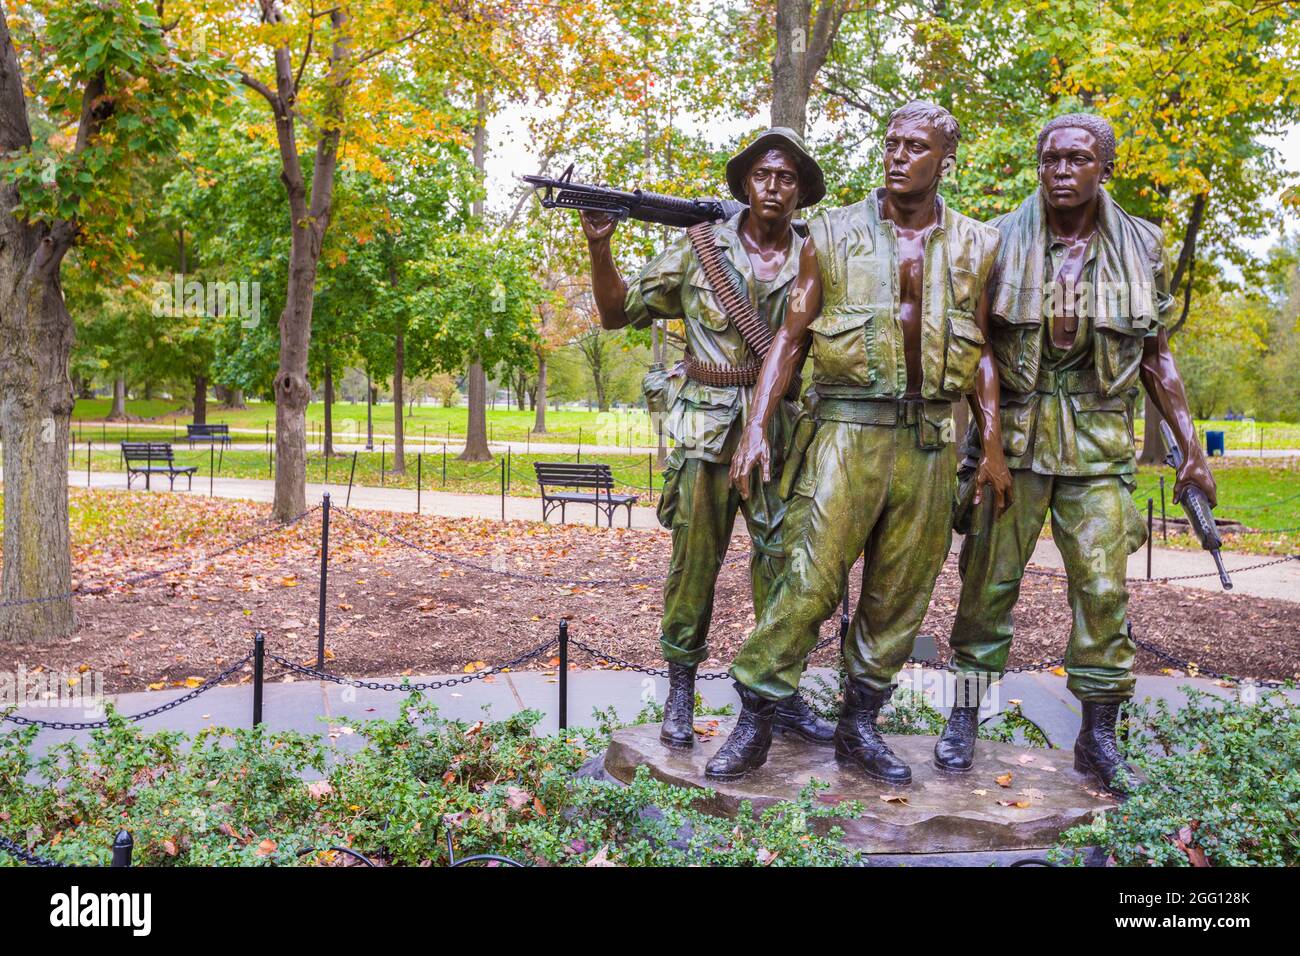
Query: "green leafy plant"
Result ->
[[1, 694, 859, 867], [1053, 688, 1300, 866]]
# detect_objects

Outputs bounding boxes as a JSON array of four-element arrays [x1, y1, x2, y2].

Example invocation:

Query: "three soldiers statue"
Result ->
[[577, 103, 1215, 799]]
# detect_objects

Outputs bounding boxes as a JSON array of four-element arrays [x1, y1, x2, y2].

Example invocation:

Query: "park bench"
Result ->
[[534, 461, 639, 528], [121, 442, 198, 491], [186, 423, 232, 448]]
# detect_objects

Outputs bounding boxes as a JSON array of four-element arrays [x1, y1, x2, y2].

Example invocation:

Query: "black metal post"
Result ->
[[442, 443, 447, 486], [381, 441, 386, 487], [365, 372, 374, 451], [500, 458, 506, 521], [111, 830, 134, 867], [209, 443, 215, 498], [253, 631, 265, 726], [86, 440, 91, 487], [346, 450, 358, 507], [317, 494, 331, 669], [1159, 476, 1167, 542], [1146, 498, 1154, 580], [558, 620, 569, 731], [577, 426, 582, 463], [417, 453, 422, 515]]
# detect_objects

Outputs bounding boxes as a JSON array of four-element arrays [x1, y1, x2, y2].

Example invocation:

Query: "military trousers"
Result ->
[[730, 417, 957, 700], [657, 455, 786, 668], [951, 470, 1147, 702]]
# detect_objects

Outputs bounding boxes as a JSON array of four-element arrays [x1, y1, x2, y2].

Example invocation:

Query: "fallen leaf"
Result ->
[[995, 772, 1013, 788]]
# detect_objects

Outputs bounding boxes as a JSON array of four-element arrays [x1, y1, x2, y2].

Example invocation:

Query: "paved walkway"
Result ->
[[8, 666, 1292, 765], [46, 469, 1300, 603]]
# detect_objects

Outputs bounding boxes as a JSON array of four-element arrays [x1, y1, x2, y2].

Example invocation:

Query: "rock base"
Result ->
[[603, 720, 1115, 855]]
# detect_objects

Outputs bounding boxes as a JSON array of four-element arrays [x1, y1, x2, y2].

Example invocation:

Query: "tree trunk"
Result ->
[[461, 359, 492, 461], [771, 1, 848, 139], [0, 9, 98, 641], [459, 90, 493, 464], [0, 271, 75, 642], [222, 386, 246, 409], [323, 359, 334, 457], [108, 375, 127, 420], [533, 356, 548, 433], [248, 7, 350, 522], [192, 374, 207, 425], [462, 361, 491, 463], [392, 327, 406, 474]]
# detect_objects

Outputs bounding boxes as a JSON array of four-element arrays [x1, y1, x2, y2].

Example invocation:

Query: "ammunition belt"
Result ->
[[684, 355, 761, 388]]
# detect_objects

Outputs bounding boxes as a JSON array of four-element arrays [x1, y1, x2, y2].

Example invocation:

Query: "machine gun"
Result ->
[[1161, 420, 1232, 590], [522, 164, 747, 229]]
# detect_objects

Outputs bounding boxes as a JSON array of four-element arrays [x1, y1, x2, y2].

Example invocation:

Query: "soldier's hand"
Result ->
[[729, 427, 771, 500], [1175, 446, 1218, 509], [580, 211, 617, 242], [973, 449, 1014, 517]]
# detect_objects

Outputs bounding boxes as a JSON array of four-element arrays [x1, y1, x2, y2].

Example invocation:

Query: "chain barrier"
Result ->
[[0, 505, 319, 610], [566, 630, 841, 681], [1, 654, 253, 730], [332, 506, 665, 586], [265, 639, 559, 691], [1022, 554, 1300, 584], [1131, 635, 1292, 689], [0, 834, 68, 867]]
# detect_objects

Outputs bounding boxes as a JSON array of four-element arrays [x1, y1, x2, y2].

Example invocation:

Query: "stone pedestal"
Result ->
[[603, 720, 1115, 856]]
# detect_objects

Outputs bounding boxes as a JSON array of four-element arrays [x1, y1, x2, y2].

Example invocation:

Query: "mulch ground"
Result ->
[[3, 493, 1298, 694]]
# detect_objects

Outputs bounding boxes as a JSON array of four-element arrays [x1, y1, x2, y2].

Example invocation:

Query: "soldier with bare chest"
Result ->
[[710, 102, 1013, 784]]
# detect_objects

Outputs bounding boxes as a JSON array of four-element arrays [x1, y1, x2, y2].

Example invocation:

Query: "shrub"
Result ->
[[1, 694, 860, 867], [1053, 688, 1300, 866]]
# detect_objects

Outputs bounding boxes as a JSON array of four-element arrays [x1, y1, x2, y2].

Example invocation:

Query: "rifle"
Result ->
[[522, 164, 746, 229], [1160, 420, 1232, 590]]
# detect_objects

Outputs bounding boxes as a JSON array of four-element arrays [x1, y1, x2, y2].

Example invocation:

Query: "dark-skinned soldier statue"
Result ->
[[937, 113, 1218, 796], [712, 101, 1014, 783], [581, 129, 835, 751]]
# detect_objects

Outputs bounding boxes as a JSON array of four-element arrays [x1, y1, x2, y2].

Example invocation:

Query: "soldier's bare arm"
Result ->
[[729, 236, 822, 499], [1140, 328, 1217, 507], [582, 211, 631, 329], [967, 275, 1014, 515]]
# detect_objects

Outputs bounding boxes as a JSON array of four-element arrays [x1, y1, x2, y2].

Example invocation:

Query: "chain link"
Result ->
[[2, 654, 253, 730], [333, 506, 665, 586], [1023, 554, 1299, 584], [1132, 635, 1291, 689], [265, 639, 559, 691], [0, 834, 68, 867]]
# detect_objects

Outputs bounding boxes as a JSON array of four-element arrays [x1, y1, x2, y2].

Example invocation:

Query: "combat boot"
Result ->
[[705, 683, 777, 780], [834, 678, 911, 785], [659, 663, 696, 749], [933, 706, 979, 773], [1074, 701, 1136, 797], [773, 691, 836, 745]]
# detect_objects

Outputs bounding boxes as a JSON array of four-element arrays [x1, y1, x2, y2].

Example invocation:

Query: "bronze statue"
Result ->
[[938, 113, 1217, 796], [711, 101, 1013, 783], [580, 128, 835, 750]]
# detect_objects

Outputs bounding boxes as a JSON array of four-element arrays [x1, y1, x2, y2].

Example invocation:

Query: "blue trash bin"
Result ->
[[1206, 430, 1225, 457]]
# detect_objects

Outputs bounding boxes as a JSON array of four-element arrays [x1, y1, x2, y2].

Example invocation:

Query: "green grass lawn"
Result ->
[[72, 399, 661, 447], [1134, 418, 1300, 452]]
